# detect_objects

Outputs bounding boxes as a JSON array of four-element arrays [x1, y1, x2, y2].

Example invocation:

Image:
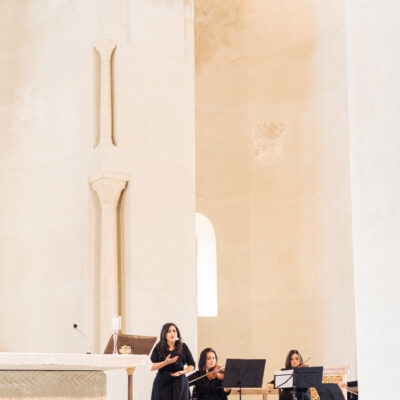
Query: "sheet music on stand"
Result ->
[[274, 366, 323, 400], [274, 369, 294, 389]]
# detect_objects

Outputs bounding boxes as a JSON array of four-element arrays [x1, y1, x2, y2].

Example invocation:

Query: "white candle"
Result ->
[[111, 315, 121, 331]]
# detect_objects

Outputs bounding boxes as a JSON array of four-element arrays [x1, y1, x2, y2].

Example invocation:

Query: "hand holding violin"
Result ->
[[208, 365, 225, 380], [298, 357, 311, 368]]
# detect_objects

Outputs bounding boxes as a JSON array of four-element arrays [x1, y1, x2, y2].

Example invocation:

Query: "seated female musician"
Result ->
[[188, 348, 230, 400], [266, 349, 310, 400]]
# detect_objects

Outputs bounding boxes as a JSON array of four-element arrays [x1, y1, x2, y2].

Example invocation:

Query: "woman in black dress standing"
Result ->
[[151, 323, 195, 400], [188, 348, 230, 400], [266, 349, 310, 400]]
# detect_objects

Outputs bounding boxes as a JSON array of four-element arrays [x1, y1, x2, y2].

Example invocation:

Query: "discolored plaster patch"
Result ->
[[252, 120, 286, 165], [195, 0, 245, 62]]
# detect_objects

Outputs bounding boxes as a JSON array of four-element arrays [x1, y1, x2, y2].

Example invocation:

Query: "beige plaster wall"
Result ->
[[114, 1, 198, 397], [195, 0, 357, 385], [0, 0, 98, 353], [347, 1, 400, 397], [0, 0, 196, 398]]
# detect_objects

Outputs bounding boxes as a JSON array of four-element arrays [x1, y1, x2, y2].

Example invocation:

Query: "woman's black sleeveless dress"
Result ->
[[151, 342, 195, 400]]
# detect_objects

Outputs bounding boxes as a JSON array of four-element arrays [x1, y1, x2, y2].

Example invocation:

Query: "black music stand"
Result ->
[[315, 383, 346, 400], [222, 359, 266, 400], [275, 367, 323, 400], [294, 366, 323, 389]]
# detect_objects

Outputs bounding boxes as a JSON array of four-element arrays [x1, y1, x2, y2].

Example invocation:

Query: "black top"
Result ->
[[347, 381, 358, 400], [188, 371, 230, 400], [151, 342, 195, 373]]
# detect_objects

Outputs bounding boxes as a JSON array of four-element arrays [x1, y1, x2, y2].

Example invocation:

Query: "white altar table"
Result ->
[[0, 352, 151, 400]]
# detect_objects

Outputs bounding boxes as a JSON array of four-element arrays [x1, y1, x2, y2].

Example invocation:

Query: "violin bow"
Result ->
[[188, 365, 226, 384], [341, 387, 358, 395], [299, 357, 311, 366]]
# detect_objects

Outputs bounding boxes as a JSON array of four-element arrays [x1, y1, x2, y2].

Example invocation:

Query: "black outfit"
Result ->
[[347, 381, 358, 400], [188, 371, 230, 400], [269, 379, 310, 400], [280, 388, 310, 400], [151, 342, 196, 400]]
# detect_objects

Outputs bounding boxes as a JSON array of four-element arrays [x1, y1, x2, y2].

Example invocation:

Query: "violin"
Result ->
[[189, 364, 226, 383], [207, 364, 225, 380]]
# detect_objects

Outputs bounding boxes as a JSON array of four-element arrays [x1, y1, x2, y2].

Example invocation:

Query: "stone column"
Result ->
[[90, 173, 129, 349], [95, 40, 116, 146]]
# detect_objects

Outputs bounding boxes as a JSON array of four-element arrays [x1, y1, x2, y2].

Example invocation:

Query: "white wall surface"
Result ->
[[347, 1, 400, 398]]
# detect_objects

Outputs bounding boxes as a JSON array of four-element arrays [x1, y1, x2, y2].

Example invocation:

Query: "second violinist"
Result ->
[[267, 349, 310, 400], [188, 348, 230, 400]]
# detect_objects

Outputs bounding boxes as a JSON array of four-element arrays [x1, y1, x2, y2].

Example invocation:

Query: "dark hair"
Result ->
[[158, 322, 183, 357], [285, 349, 303, 369], [198, 347, 218, 374]]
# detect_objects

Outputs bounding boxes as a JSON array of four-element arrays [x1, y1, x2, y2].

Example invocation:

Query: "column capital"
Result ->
[[90, 172, 129, 208], [95, 40, 117, 60]]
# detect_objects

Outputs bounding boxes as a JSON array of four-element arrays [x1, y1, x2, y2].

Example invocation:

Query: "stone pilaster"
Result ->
[[90, 172, 128, 349], [95, 40, 116, 146]]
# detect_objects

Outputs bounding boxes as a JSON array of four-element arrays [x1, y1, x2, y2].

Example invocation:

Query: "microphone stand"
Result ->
[[73, 323, 91, 354]]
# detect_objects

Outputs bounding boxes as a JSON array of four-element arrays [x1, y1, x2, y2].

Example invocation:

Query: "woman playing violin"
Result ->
[[188, 348, 230, 400], [266, 349, 310, 400]]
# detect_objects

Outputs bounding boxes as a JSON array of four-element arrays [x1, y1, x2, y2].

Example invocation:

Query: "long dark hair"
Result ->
[[285, 349, 303, 369], [198, 347, 217, 374], [158, 322, 183, 357]]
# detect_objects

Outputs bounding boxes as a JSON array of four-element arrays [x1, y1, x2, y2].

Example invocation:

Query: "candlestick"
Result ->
[[111, 315, 121, 331]]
